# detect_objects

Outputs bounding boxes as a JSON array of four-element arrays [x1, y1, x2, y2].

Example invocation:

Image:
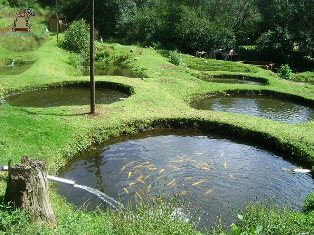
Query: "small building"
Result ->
[[48, 14, 67, 32]]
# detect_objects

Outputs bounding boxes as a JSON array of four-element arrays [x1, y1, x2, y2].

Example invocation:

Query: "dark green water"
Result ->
[[57, 129, 313, 229], [5, 87, 128, 107], [191, 95, 314, 124], [0, 63, 33, 75]]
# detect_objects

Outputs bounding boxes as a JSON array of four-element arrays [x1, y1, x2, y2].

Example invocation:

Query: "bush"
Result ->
[[256, 27, 294, 63], [169, 50, 183, 66], [278, 64, 292, 80], [303, 191, 314, 213], [61, 19, 89, 53]]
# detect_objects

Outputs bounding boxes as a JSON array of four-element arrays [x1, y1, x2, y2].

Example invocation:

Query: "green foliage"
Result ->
[[95, 44, 131, 66], [68, 43, 133, 76], [0, 0, 9, 6], [182, 54, 259, 74], [238, 45, 261, 61], [8, 0, 38, 7], [117, 6, 162, 46], [61, 19, 89, 53], [256, 27, 294, 63], [0, 33, 44, 51], [0, 203, 44, 234], [67, 53, 86, 76], [278, 64, 292, 80], [169, 50, 183, 66], [257, 0, 314, 58], [303, 191, 314, 213], [225, 204, 314, 235], [292, 71, 314, 84], [53, 0, 314, 70], [105, 199, 200, 235]]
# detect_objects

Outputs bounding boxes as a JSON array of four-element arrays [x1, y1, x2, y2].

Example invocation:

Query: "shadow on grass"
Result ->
[[10, 106, 91, 117]]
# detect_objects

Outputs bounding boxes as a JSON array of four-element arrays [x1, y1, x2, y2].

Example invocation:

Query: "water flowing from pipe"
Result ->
[[74, 184, 124, 210]]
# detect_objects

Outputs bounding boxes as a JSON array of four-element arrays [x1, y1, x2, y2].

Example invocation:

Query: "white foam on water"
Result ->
[[74, 184, 124, 210]]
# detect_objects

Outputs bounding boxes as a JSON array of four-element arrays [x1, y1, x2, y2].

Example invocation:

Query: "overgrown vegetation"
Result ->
[[168, 50, 183, 66], [278, 64, 292, 80], [60, 19, 89, 53], [303, 192, 314, 213], [0, 33, 45, 51], [0, 3, 314, 234], [66, 42, 136, 76], [212, 204, 314, 235]]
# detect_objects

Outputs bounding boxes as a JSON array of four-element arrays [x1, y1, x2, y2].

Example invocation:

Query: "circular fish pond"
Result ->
[[57, 129, 313, 229], [4, 85, 128, 107], [191, 94, 314, 124]]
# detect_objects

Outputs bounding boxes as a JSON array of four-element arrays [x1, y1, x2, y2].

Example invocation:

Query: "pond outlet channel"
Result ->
[[57, 129, 313, 229], [191, 95, 314, 124]]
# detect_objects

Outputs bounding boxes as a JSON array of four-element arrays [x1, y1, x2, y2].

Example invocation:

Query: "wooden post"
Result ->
[[56, 0, 59, 43], [4, 156, 56, 226], [90, 0, 96, 114]]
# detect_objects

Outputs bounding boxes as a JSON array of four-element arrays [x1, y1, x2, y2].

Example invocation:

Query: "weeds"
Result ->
[[278, 64, 293, 80], [0, 33, 45, 51]]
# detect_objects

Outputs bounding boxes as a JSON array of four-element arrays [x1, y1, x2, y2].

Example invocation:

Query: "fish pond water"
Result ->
[[4, 86, 128, 107], [191, 95, 314, 124], [57, 129, 313, 229], [0, 63, 34, 75]]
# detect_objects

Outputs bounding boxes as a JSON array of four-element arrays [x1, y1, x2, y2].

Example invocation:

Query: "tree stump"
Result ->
[[4, 156, 56, 226]]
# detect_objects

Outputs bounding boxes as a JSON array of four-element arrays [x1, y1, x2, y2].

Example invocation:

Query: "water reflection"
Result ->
[[5, 87, 128, 107], [0, 63, 33, 75], [192, 95, 314, 124]]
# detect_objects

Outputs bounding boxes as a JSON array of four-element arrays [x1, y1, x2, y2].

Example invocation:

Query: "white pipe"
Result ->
[[47, 175, 75, 185], [0, 166, 8, 171], [0, 167, 75, 185]]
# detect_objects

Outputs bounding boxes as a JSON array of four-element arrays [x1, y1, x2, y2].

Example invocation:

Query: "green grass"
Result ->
[[212, 204, 314, 235], [292, 71, 314, 84], [0, 32, 313, 234]]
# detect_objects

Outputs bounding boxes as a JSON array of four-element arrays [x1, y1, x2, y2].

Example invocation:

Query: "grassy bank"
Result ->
[[292, 71, 314, 84], [0, 34, 313, 234]]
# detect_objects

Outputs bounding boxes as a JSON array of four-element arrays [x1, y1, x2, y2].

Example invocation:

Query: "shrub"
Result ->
[[61, 19, 89, 53], [278, 64, 292, 80], [256, 27, 294, 64], [303, 191, 314, 213], [169, 50, 182, 66]]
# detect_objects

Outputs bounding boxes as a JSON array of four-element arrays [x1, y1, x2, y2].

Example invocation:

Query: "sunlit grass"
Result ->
[[0, 28, 313, 234]]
